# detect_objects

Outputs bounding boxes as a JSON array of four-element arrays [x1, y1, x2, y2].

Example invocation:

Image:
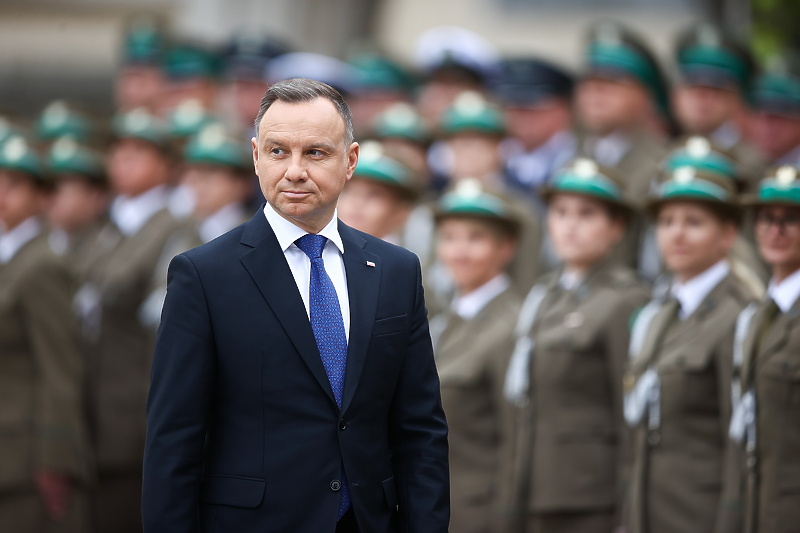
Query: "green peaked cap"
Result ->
[[353, 141, 419, 200], [0, 136, 45, 182], [184, 124, 249, 170], [47, 137, 106, 183]]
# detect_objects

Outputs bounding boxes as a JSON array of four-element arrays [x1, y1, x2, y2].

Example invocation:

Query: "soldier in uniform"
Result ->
[[337, 141, 420, 243], [434, 92, 543, 293], [114, 19, 166, 113], [671, 23, 764, 192], [429, 180, 522, 533], [35, 101, 95, 148], [0, 136, 91, 532], [574, 21, 669, 274], [749, 60, 800, 167], [80, 108, 182, 533], [493, 57, 576, 216], [624, 166, 756, 533], [503, 158, 648, 533], [729, 165, 800, 533], [44, 137, 110, 278]]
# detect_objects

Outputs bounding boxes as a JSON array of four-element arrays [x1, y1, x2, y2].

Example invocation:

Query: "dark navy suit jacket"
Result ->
[[141, 209, 449, 533]]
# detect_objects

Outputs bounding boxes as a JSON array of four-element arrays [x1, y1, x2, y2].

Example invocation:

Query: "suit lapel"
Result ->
[[239, 211, 337, 405], [339, 222, 380, 413]]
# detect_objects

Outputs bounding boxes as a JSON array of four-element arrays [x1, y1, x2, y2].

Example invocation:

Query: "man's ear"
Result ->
[[345, 142, 359, 182], [251, 137, 259, 176]]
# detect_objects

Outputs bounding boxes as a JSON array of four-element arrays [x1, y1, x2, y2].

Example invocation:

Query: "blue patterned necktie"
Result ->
[[294, 233, 351, 519]]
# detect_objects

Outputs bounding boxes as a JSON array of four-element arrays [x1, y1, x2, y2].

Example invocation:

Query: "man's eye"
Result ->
[[308, 149, 323, 157], [270, 148, 285, 155]]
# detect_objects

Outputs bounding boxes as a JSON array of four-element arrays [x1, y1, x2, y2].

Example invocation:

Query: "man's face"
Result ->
[[750, 112, 800, 161], [754, 206, 800, 275], [575, 76, 649, 135], [505, 98, 571, 150], [337, 178, 410, 239], [47, 177, 108, 233], [183, 164, 251, 218], [0, 170, 46, 231], [252, 98, 358, 233], [672, 84, 739, 135], [107, 138, 170, 197]]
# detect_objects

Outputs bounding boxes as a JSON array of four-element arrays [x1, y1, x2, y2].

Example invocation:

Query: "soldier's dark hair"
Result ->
[[253, 78, 354, 147]]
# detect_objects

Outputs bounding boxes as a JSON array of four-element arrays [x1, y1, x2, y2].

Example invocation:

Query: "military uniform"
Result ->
[[624, 167, 756, 533], [0, 138, 91, 532], [79, 110, 183, 532], [502, 159, 648, 533], [433, 286, 521, 533], [430, 184, 523, 532], [729, 166, 800, 533]]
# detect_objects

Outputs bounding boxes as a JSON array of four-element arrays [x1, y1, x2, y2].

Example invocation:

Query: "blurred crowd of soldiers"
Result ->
[[0, 13, 799, 533]]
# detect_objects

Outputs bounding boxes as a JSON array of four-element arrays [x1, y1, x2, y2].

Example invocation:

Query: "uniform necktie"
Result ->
[[294, 233, 351, 519]]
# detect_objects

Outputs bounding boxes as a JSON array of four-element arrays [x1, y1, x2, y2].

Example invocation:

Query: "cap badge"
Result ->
[[125, 109, 152, 133], [573, 158, 598, 179], [43, 101, 69, 128], [197, 123, 226, 149], [775, 166, 797, 188], [3, 136, 27, 163], [51, 137, 78, 160], [686, 136, 711, 158], [454, 177, 484, 198], [674, 167, 696, 184]]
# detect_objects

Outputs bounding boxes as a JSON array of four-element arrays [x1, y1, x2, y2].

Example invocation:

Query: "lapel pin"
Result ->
[[366, 261, 375, 268]]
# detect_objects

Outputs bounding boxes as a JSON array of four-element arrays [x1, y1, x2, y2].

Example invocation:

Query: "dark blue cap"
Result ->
[[221, 34, 290, 81], [492, 57, 574, 106]]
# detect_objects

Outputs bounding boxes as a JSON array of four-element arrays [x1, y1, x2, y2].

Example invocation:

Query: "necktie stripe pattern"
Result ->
[[294, 233, 351, 519]]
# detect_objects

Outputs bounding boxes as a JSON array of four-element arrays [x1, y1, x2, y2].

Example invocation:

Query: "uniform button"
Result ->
[[330, 480, 341, 491], [339, 419, 347, 430]]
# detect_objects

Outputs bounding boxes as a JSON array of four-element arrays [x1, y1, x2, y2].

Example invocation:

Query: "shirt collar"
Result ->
[[710, 121, 741, 150], [671, 259, 730, 319], [0, 216, 42, 263], [110, 185, 169, 236], [198, 203, 246, 243], [451, 273, 510, 320], [263, 203, 345, 255], [768, 268, 800, 313], [592, 131, 632, 167]]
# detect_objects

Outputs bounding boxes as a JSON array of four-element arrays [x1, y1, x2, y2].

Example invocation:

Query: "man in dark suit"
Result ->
[[142, 78, 450, 533]]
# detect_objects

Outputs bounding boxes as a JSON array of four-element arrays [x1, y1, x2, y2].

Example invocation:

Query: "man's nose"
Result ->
[[283, 154, 308, 181]]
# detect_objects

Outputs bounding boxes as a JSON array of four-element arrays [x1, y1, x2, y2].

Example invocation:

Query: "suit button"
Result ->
[[330, 480, 342, 491], [339, 419, 347, 430]]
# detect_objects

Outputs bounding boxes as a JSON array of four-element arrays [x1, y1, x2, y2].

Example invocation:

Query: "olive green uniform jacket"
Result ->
[[0, 232, 91, 531], [737, 294, 800, 533], [80, 208, 181, 474], [505, 261, 648, 531], [432, 286, 522, 533], [625, 273, 754, 533]]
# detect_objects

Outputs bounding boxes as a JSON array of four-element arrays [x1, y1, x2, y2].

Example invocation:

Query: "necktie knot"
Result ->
[[295, 233, 327, 260]]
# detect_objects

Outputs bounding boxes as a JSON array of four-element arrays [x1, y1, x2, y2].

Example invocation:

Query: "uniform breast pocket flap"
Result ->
[[372, 315, 408, 337], [659, 347, 714, 374], [199, 474, 266, 508]]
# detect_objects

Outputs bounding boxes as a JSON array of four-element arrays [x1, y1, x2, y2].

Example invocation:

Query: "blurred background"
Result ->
[[1, 0, 796, 117]]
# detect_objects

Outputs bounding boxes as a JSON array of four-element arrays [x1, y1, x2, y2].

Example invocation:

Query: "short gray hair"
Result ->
[[253, 78, 354, 147]]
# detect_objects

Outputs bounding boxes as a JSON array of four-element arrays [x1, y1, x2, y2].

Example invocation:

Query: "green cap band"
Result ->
[[373, 105, 429, 143], [678, 45, 749, 91], [184, 125, 247, 169], [666, 151, 736, 178], [36, 102, 90, 142], [753, 72, 800, 112], [113, 109, 169, 147], [756, 167, 800, 204], [658, 176, 731, 202], [440, 193, 508, 218], [550, 171, 622, 202], [440, 92, 505, 135], [47, 137, 105, 182]]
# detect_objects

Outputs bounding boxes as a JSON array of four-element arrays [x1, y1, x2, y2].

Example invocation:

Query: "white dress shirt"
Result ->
[[0, 216, 42, 263], [110, 185, 169, 237], [768, 268, 800, 313], [451, 274, 510, 320], [198, 203, 247, 244], [263, 203, 350, 341], [671, 259, 730, 320]]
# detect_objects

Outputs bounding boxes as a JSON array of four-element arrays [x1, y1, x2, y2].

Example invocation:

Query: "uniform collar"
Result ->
[[451, 273, 510, 320], [0, 216, 42, 263], [110, 185, 169, 236], [768, 268, 800, 313], [671, 259, 730, 319], [198, 202, 246, 243]]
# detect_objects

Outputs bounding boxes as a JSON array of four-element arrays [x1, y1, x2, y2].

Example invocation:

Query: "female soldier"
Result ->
[[729, 165, 800, 533], [430, 179, 522, 533], [624, 166, 757, 533], [0, 136, 91, 531], [504, 158, 648, 533]]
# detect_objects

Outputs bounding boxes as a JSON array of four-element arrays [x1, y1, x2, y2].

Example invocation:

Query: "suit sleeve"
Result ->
[[142, 253, 216, 533], [388, 256, 450, 533]]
